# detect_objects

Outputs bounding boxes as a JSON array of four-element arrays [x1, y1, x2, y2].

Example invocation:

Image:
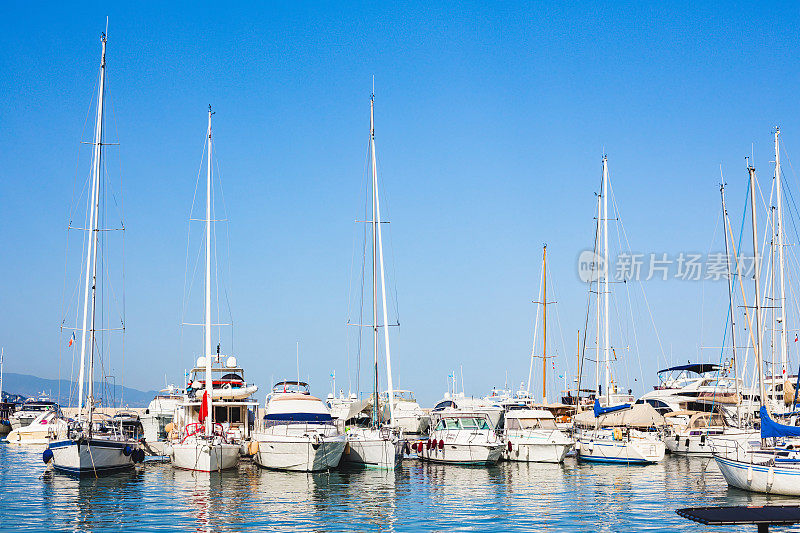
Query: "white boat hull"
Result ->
[[49, 438, 135, 476], [7, 422, 67, 445], [666, 430, 757, 456], [418, 441, 503, 464], [576, 435, 665, 464], [169, 440, 239, 472], [252, 434, 346, 471], [504, 440, 572, 463], [342, 430, 404, 469], [715, 454, 800, 496]]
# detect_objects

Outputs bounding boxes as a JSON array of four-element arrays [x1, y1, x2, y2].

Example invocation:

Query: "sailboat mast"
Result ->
[[370, 95, 380, 428], [720, 183, 742, 426], [82, 34, 107, 430], [205, 106, 214, 436], [372, 96, 396, 426], [748, 163, 768, 414], [541, 244, 548, 404], [0, 348, 4, 404], [602, 156, 610, 403], [774, 127, 788, 378], [594, 192, 601, 400]]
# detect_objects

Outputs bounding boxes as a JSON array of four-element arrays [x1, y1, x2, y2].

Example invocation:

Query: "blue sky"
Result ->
[[2, 2, 800, 406]]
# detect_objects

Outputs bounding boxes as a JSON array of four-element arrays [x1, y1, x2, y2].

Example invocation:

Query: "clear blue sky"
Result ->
[[2, 2, 800, 406]]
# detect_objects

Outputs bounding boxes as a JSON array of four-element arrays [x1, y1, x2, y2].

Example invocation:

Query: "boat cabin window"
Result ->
[[444, 418, 461, 430], [507, 417, 557, 430], [433, 400, 456, 411]]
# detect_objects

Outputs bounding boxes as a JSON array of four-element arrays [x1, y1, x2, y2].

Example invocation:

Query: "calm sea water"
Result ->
[[3, 443, 800, 532]]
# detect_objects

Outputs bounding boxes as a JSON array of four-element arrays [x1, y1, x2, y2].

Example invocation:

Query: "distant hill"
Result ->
[[1, 372, 158, 407]]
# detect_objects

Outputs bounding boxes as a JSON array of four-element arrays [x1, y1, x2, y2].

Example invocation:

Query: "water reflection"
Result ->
[[8, 442, 800, 532]]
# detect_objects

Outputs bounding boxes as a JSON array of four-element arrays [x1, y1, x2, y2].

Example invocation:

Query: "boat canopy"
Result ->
[[657, 363, 719, 375], [576, 402, 666, 428], [760, 406, 800, 439]]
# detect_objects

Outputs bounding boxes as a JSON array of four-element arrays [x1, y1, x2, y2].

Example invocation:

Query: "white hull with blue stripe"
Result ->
[[714, 453, 800, 496], [48, 438, 137, 476], [252, 431, 346, 471]]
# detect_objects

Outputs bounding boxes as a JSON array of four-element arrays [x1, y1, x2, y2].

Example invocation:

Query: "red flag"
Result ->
[[199, 390, 209, 424], [795, 334, 798, 343]]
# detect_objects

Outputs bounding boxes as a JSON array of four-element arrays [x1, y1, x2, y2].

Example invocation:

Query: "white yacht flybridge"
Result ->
[[341, 91, 405, 469], [574, 156, 665, 464], [45, 29, 143, 476], [168, 107, 241, 472]]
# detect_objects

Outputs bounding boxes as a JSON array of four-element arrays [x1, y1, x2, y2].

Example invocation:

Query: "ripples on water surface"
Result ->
[[4, 444, 800, 532]]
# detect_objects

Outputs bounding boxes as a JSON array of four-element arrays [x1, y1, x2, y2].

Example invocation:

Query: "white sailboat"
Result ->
[[505, 245, 574, 463], [341, 92, 405, 469], [713, 133, 800, 495], [574, 156, 665, 464], [46, 31, 143, 475], [168, 107, 240, 472]]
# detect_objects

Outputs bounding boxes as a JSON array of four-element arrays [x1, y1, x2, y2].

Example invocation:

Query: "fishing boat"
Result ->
[[340, 92, 405, 469], [45, 30, 143, 476], [415, 411, 504, 465], [503, 409, 573, 463], [168, 107, 242, 473], [573, 156, 665, 464], [250, 381, 346, 471]]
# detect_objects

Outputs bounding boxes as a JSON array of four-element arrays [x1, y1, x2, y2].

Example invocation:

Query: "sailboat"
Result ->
[[46, 31, 144, 475], [340, 92, 406, 469], [168, 107, 240, 472], [573, 156, 666, 464], [713, 133, 800, 495], [504, 245, 574, 463], [0, 348, 10, 437]]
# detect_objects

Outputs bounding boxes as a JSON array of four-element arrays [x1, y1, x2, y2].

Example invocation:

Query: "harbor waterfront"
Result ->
[[3, 443, 800, 532]]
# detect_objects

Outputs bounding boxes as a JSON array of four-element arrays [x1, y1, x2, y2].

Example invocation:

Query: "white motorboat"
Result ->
[[432, 392, 504, 429], [7, 410, 68, 445], [168, 107, 249, 473], [251, 381, 346, 472], [44, 31, 141, 476], [140, 386, 183, 455], [381, 390, 429, 434], [574, 401, 666, 464], [664, 411, 755, 456], [415, 411, 503, 465], [10, 395, 61, 430], [343, 426, 405, 468], [503, 409, 573, 463]]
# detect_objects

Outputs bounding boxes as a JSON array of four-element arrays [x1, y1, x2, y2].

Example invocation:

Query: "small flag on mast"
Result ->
[[68, 332, 75, 347]]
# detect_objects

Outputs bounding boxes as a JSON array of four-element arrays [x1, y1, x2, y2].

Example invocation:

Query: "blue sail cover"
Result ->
[[760, 406, 800, 439], [594, 399, 631, 418]]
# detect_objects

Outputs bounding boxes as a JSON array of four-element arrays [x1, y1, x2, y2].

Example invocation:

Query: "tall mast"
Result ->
[[371, 94, 396, 426], [594, 192, 601, 399], [78, 33, 106, 426], [748, 162, 768, 417], [602, 156, 610, 403], [370, 95, 380, 428], [205, 105, 214, 436], [541, 245, 548, 403], [720, 183, 742, 426], [0, 348, 4, 404], [774, 127, 788, 379]]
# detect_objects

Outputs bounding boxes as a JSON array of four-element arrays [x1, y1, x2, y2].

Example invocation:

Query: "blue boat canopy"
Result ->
[[760, 406, 800, 439], [657, 363, 719, 375], [594, 399, 631, 418]]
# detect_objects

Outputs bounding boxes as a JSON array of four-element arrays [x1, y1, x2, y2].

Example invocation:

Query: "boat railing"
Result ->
[[257, 419, 338, 435]]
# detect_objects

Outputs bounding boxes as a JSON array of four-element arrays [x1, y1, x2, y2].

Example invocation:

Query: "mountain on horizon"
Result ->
[[1, 372, 159, 408]]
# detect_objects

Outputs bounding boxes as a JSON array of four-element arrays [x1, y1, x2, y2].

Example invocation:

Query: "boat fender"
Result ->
[[42, 448, 53, 464], [438, 439, 444, 450], [248, 440, 259, 455], [699, 434, 706, 446], [403, 441, 411, 455], [411, 442, 417, 452], [132, 448, 145, 463], [123, 445, 133, 456], [312, 434, 321, 450], [426, 440, 431, 450], [507, 441, 513, 452]]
